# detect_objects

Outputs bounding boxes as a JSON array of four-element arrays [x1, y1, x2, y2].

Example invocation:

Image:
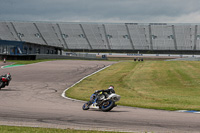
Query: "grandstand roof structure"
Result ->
[[1, 21, 200, 54]]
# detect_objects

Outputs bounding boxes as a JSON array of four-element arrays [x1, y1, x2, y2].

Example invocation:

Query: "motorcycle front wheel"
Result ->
[[100, 100, 115, 112], [82, 102, 90, 110], [0, 82, 4, 89]]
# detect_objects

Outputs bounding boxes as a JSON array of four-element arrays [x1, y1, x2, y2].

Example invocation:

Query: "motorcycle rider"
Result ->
[[88, 85, 115, 106], [95, 85, 115, 94], [0, 73, 11, 89]]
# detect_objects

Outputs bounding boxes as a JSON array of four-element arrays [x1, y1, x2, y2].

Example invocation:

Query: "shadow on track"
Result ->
[[86, 108, 129, 113], [0, 89, 19, 91]]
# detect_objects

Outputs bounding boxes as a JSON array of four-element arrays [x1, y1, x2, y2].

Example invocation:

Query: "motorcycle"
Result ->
[[82, 91, 121, 112], [0, 73, 12, 90]]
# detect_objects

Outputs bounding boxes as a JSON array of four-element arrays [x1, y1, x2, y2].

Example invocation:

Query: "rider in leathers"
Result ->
[[88, 85, 115, 106]]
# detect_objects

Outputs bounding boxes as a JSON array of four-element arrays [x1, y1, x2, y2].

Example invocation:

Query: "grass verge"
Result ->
[[0, 125, 119, 133], [66, 60, 200, 111]]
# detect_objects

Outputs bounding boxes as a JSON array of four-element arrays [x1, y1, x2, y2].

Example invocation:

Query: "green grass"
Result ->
[[0, 125, 119, 133], [66, 60, 200, 111]]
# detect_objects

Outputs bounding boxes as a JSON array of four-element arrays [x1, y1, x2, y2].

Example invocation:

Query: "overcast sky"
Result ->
[[0, 0, 200, 23]]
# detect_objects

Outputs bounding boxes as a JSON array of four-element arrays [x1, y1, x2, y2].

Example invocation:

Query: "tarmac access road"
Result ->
[[0, 60, 200, 133]]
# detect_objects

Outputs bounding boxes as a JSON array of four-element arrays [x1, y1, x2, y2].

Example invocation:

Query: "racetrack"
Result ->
[[0, 60, 200, 133]]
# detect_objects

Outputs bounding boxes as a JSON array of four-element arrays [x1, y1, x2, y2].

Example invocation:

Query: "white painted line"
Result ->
[[176, 110, 188, 113], [194, 112, 200, 114], [61, 65, 112, 102], [176, 110, 200, 113]]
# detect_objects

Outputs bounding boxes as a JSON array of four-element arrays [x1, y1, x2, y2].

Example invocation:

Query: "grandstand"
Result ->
[[0, 21, 200, 55]]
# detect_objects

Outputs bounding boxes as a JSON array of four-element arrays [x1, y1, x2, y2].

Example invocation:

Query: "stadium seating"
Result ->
[[104, 24, 132, 50], [58, 23, 89, 50], [34, 23, 64, 48], [12, 22, 46, 45], [81, 24, 108, 50], [174, 25, 194, 50], [126, 24, 150, 50], [151, 25, 175, 50], [0, 22, 19, 41], [196, 25, 200, 50], [0, 21, 200, 52]]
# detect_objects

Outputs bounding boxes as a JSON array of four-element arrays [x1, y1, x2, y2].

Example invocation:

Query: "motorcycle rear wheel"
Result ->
[[100, 100, 115, 112]]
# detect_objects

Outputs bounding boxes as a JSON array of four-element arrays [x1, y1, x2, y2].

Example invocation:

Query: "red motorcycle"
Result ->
[[0, 73, 11, 90]]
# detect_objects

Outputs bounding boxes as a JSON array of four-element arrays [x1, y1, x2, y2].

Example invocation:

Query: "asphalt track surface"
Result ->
[[0, 60, 200, 133]]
